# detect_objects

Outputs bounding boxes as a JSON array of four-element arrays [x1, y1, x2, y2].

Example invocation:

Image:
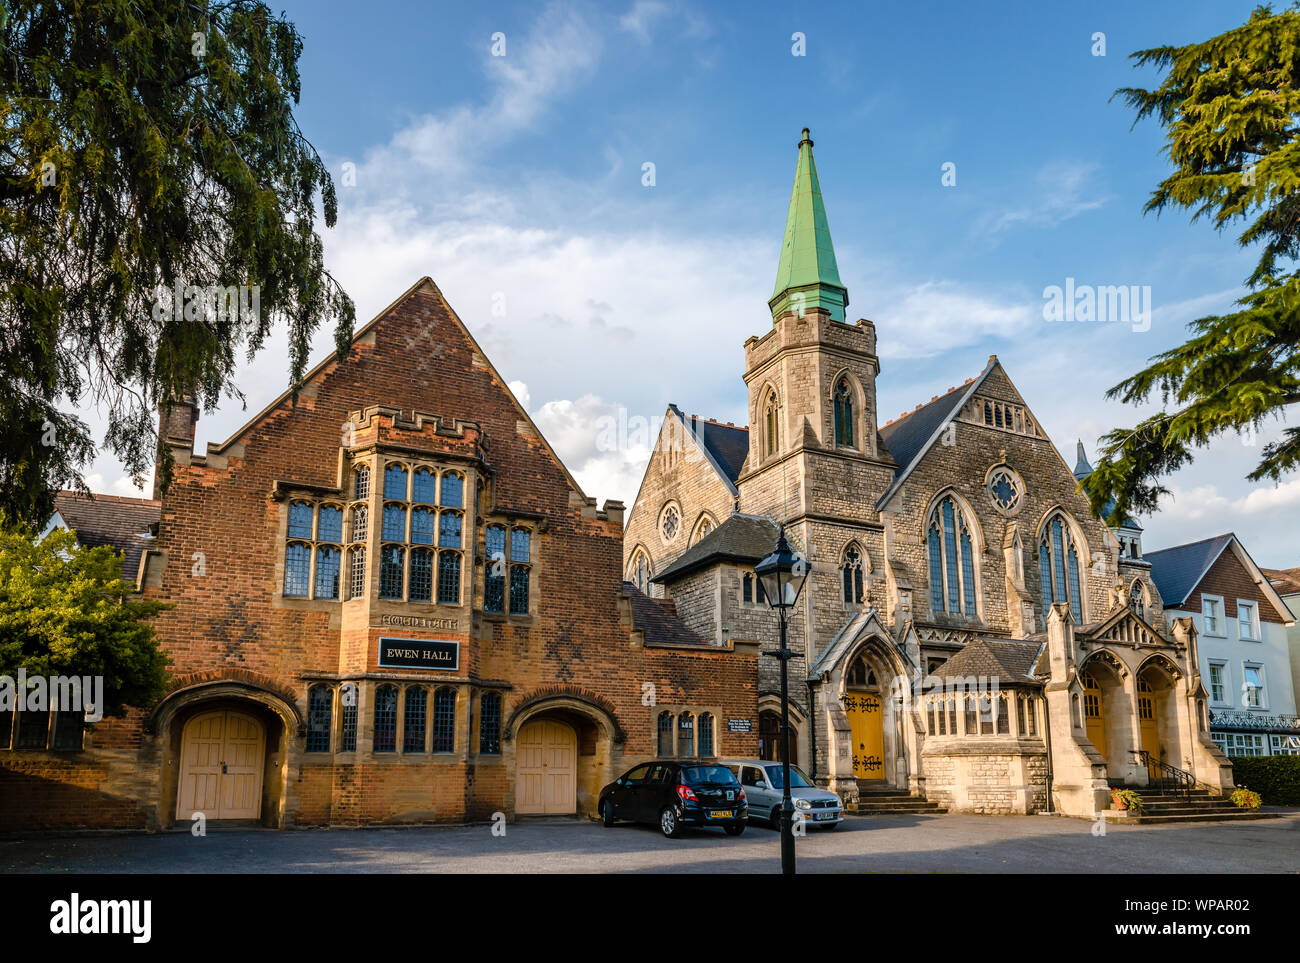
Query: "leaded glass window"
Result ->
[[657, 711, 673, 756], [440, 512, 462, 549], [306, 685, 332, 752], [440, 473, 463, 508], [509, 564, 529, 614], [379, 545, 404, 600], [927, 495, 977, 616], [382, 503, 406, 542], [404, 687, 427, 753], [409, 547, 434, 602], [350, 504, 368, 542], [510, 528, 530, 562], [353, 465, 370, 500], [841, 544, 865, 604], [678, 713, 695, 757], [383, 463, 408, 500], [348, 546, 366, 600], [411, 507, 435, 545], [1039, 514, 1086, 626], [413, 468, 437, 505], [698, 713, 715, 757], [834, 378, 854, 447], [432, 688, 456, 753], [340, 685, 357, 752], [373, 685, 398, 752], [438, 552, 461, 605], [480, 693, 502, 755], [485, 525, 506, 613], [288, 501, 314, 539], [314, 546, 340, 599], [284, 542, 310, 598], [318, 505, 343, 542], [52, 710, 82, 751]]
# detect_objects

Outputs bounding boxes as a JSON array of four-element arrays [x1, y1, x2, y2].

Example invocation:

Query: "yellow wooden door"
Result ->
[[1137, 678, 1161, 777], [516, 720, 576, 814], [1082, 673, 1107, 762], [845, 693, 885, 780], [176, 710, 265, 820]]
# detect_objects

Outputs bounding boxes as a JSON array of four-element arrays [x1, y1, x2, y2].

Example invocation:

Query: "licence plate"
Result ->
[[814, 811, 836, 821], [709, 810, 734, 819]]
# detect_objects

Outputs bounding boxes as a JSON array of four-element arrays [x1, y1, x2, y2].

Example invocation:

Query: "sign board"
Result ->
[[728, 718, 753, 733], [378, 637, 460, 671]]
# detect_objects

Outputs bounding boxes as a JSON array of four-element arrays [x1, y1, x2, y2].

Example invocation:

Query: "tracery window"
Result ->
[[283, 500, 345, 600], [1039, 513, 1085, 625], [841, 543, 865, 605], [987, 467, 1023, 514], [369, 461, 463, 604], [660, 503, 680, 543], [834, 377, 855, 448], [763, 390, 780, 458], [927, 495, 978, 616], [1130, 581, 1145, 619]]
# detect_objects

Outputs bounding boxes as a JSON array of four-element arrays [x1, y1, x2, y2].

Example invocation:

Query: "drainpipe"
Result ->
[[1041, 690, 1055, 814], [807, 680, 817, 782]]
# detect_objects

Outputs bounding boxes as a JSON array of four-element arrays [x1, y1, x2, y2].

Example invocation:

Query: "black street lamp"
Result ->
[[755, 525, 809, 876]]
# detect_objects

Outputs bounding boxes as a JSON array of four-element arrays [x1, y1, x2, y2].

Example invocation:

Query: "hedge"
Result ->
[[1228, 754, 1300, 806]]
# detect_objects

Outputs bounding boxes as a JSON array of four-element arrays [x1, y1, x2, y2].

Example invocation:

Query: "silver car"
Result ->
[[722, 760, 843, 830]]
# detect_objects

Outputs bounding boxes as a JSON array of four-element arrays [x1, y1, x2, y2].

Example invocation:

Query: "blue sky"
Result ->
[[82, 0, 1299, 565]]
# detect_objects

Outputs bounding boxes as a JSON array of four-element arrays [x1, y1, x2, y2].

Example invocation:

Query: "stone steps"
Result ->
[[1111, 787, 1279, 824], [847, 793, 946, 815]]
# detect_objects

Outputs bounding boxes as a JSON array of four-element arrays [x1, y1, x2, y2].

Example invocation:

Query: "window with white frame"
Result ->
[[1201, 595, 1224, 635], [1214, 732, 1266, 756], [1207, 661, 1228, 705], [1269, 734, 1300, 755], [1236, 599, 1260, 641], [1242, 663, 1266, 708]]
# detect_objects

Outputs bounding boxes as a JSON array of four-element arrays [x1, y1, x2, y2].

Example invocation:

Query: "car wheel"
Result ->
[[601, 800, 616, 828], [724, 823, 745, 836], [660, 806, 682, 838], [770, 806, 781, 828]]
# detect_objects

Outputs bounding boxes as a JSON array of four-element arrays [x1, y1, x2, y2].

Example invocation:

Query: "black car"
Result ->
[[599, 760, 748, 837]]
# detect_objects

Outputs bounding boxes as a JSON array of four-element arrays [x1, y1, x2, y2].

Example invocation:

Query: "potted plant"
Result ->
[[1230, 787, 1262, 809], [1110, 788, 1144, 814]]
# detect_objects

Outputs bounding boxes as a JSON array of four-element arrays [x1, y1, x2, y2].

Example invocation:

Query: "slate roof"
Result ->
[[1145, 534, 1236, 608], [929, 637, 1046, 687], [53, 490, 160, 584], [621, 583, 707, 646], [668, 404, 749, 490], [652, 513, 780, 584], [879, 383, 970, 479]]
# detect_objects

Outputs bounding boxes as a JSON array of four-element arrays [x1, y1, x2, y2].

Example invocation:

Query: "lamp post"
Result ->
[[755, 525, 809, 877]]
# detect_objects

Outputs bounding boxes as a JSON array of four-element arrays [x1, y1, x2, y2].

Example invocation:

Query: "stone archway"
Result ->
[[1135, 654, 1183, 779], [1078, 652, 1132, 784], [148, 678, 303, 830], [506, 692, 623, 819]]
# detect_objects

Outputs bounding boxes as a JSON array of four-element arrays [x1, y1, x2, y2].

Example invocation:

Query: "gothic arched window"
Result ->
[[841, 543, 865, 605], [1039, 513, 1085, 625], [630, 550, 651, 594], [1130, 581, 1145, 619], [834, 377, 855, 448], [927, 495, 978, 616], [763, 390, 780, 458]]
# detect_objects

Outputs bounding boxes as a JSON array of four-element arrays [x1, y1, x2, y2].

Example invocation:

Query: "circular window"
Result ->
[[660, 504, 681, 543], [987, 466, 1023, 515]]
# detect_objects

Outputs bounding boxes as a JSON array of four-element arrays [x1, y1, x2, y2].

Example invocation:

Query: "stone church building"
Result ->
[[0, 279, 759, 831], [623, 128, 1234, 817]]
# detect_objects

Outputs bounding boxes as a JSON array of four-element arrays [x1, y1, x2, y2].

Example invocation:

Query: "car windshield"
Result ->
[[681, 764, 737, 786], [764, 765, 814, 789]]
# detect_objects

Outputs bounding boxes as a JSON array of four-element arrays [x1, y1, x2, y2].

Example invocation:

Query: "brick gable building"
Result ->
[[0, 279, 757, 831]]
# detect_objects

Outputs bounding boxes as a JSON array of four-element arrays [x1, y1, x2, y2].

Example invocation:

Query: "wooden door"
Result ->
[[177, 710, 265, 820], [516, 719, 576, 814], [1082, 673, 1107, 762], [1137, 678, 1161, 777], [844, 693, 884, 780]]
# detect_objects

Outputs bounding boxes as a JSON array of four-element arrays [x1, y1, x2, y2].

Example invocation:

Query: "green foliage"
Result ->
[[1110, 787, 1145, 813], [1230, 753, 1300, 804], [1230, 786, 1263, 808], [0, 1, 355, 528], [1083, 6, 1300, 523], [0, 520, 170, 716]]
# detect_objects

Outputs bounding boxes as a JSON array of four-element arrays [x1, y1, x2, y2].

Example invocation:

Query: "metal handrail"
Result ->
[[1130, 750, 1207, 799]]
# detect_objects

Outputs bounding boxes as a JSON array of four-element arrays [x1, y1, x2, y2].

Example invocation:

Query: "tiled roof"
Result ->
[[930, 637, 1045, 687], [1145, 534, 1235, 608], [53, 490, 160, 584], [652, 513, 780, 584], [668, 405, 749, 490], [621, 583, 707, 646], [1263, 566, 1300, 596], [878, 383, 969, 480]]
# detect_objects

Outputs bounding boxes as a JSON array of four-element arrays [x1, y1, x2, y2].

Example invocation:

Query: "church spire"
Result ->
[[769, 127, 849, 324]]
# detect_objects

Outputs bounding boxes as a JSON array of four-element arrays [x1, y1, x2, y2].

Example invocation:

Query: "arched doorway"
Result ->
[[176, 709, 266, 820], [758, 710, 782, 761], [844, 656, 885, 781], [1081, 671, 1107, 763], [1136, 676, 1161, 779], [516, 718, 577, 814]]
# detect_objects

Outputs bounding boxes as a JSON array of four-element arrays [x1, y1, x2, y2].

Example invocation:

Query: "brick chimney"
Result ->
[[153, 394, 198, 498]]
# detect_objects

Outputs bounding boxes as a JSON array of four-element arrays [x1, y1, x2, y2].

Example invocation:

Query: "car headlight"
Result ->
[[794, 798, 812, 810]]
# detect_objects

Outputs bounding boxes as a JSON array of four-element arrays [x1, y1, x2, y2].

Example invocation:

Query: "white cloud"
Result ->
[[872, 279, 1037, 360], [620, 0, 670, 42], [983, 161, 1107, 236]]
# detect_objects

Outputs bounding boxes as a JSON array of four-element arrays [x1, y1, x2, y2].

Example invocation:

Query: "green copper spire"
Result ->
[[769, 127, 848, 323]]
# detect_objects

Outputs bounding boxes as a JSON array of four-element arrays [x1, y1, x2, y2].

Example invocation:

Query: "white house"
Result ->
[[1147, 533, 1300, 757]]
